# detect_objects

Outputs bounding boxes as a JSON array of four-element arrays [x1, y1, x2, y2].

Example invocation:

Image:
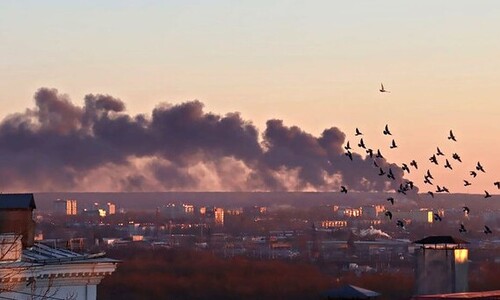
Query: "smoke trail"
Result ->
[[0, 88, 417, 193]]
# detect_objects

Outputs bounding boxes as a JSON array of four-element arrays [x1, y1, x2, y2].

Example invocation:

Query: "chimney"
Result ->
[[0, 193, 37, 248]]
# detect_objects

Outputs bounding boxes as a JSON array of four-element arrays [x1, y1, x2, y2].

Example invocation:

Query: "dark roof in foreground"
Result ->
[[412, 290, 500, 299], [0, 193, 36, 209], [413, 236, 469, 245], [322, 284, 381, 299]]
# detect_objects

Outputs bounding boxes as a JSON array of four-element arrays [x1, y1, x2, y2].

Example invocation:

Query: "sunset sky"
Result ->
[[0, 1, 498, 194]]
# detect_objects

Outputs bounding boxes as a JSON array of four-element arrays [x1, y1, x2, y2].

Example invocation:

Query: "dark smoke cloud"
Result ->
[[0, 88, 417, 194]]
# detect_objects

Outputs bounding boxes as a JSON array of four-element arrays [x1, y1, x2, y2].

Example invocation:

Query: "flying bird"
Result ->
[[366, 148, 374, 158], [444, 159, 453, 170], [470, 171, 477, 178], [378, 168, 386, 176], [463, 180, 472, 187], [401, 163, 410, 174], [485, 190, 492, 198], [397, 184, 407, 195], [376, 149, 384, 159], [448, 130, 457, 141], [390, 139, 397, 149], [476, 162, 485, 173], [380, 83, 390, 93], [340, 186, 348, 194], [405, 180, 414, 190], [429, 154, 438, 165], [374, 161, 380, 168], [358, 138, 366, 149], [383, 124, 392, 135], [428, 191, 434, 198], [459, 224, 467, 233], [387, 168, 395, 180], [396, 220, 405, 229], [463, 206, 470, 215], [387, 197, 394, 205], [345, 151, 353, 161], [424, 176, 433, 185], [426, 170, 434, 180], [442, 186, 450, 193], [495, 182, 500, 189], [385, 211, 393, 220], [436, 147, 445, 156], [484, 225, 493, 234], [452, 153, 462, 163], [434, 213, 442, 222], [436, 186, 443, 193], [410, 160, 418, 169], [344, 141, 351, 151], [355, 128, 363, 136]]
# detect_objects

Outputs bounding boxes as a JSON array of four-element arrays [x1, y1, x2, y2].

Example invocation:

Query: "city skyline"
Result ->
[[0, 1, 498, 193]]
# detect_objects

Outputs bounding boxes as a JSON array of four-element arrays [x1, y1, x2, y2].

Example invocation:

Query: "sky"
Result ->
[[0, 1, 498, 194]]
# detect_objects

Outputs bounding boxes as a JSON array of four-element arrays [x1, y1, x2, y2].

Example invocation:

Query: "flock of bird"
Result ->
[[339, 84, 498, 236]]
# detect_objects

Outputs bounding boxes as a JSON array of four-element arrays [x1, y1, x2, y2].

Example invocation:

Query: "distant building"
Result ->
[[53, 199, 78, 216], [107, 202, 116, 215], [413, 236, 469, 295], [214, 208, 224, 226], [0, 194, 36, 247]]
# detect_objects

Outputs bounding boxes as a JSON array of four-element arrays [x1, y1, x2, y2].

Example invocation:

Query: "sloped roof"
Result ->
[[413, 236, 469, 245], [0, 193, 36, 209], [323, 285, 381, 299]]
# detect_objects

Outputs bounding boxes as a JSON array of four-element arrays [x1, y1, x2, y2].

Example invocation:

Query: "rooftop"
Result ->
[[413, 236, 469, 245], [0, 193, 36, 209]]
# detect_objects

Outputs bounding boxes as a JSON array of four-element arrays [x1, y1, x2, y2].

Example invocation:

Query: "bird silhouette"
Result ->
[[452, 153, 462, 162], [424, 176, 433, 185], [383, 124, 392, 135], [366, 148, 374, 158], [476, 162, 485, 173], [444, 159, 453, 170], [442, 186, 450, 193], [376, 149, 384, 159], [434, 213, 442, 222], [344, 141, 351, 151], [410, 160, 418, 169], [378, 168, 386, 176], [463, 206, 470, 215], [485, 190, 492, 198], [397, 184, 408, 195], [426, 170, 434, 180], [340, 186, 348, 194], [385, 211, 393, 220], [358, 138, 366, 149], [428, 191, 434, 198], [463, 180, 472, 187], [495, 182, 500, 189], [387, 168, 395, 180], [470, 171, 477, 178], [387, 197, 394, 205], [402, 163, 410, 174], [429, 155, 438, 165], [345, 151, 353, 161], [374, 161, 380, 168], [436, 147, 445, 156], [396, 220, 405, 229], [436, 186, 443, 193], [390, 139, 397, 149], [405, 180, 414, 190], [355, 128, 363, 136], [448, 130, 457, 141], [484, 225, 493, 234], [380, 83, 390, 93], [459, 224, 467, 233]]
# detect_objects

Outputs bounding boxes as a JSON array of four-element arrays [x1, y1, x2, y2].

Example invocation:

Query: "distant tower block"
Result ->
[[107, 202, 116, 215], [413, 236, 469, 295]]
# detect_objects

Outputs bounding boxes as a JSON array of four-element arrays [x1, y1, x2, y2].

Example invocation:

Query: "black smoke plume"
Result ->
[[0, 88, 416, 194]]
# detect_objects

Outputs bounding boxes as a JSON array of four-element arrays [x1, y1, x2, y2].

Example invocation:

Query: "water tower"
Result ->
[[413, 236, 469, 295]]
